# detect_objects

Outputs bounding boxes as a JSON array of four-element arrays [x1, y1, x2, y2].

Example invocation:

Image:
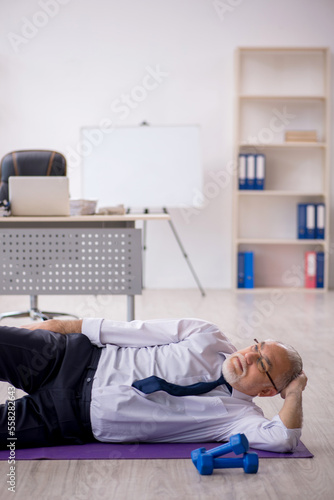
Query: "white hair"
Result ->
[[265, 339, 303, 392]]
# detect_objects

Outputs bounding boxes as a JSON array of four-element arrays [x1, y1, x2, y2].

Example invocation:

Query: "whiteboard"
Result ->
[[81, 125, 202, 208]]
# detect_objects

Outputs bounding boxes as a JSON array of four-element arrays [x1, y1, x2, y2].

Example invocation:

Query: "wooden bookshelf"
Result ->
[[233, 47, 331, 291]]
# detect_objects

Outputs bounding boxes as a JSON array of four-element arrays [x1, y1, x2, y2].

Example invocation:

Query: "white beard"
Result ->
[[222, 354, 247, 385]]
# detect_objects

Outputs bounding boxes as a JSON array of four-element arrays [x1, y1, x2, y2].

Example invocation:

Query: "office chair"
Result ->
[[0, 150, 66, 204], [0, 149, 78, 321]]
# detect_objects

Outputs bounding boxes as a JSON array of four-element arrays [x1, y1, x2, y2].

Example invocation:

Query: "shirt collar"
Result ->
[[231, 387, 253, 401]]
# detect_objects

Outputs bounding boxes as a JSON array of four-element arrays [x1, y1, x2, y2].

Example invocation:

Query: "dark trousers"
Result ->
[[0, 325, 101, 449]]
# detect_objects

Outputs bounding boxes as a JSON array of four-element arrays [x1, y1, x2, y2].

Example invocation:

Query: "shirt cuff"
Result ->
[[81, 318, 104, 347]]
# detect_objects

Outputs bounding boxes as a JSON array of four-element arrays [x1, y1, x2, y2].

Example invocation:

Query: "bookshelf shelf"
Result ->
[[237, 46, 329, 51], [237, 238, 326, 245], [239, 142, 327, 148], [240, 95, 326, 101], [237, 191, 325, 197], [236, 287, 325, 293], [233, 47, 330, 291]]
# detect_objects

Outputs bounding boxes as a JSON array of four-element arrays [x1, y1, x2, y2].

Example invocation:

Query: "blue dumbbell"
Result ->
[[205, 434, 249, 457], [191, 433, 258, 475], [191, 433, 249, 467], [195, 452, 259, 475]]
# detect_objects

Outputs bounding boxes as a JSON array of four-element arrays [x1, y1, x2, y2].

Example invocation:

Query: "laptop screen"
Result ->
[[8, 177, 70, 216]]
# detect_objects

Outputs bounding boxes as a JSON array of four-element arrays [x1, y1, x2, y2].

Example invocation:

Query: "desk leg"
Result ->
[[127, 295, 135, 322]]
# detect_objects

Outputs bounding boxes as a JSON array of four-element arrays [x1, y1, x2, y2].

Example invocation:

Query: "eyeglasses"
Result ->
[[253, 339, 279, 392]]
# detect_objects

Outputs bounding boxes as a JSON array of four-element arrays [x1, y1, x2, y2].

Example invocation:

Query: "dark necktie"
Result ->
[[132, 373, 232, 396]]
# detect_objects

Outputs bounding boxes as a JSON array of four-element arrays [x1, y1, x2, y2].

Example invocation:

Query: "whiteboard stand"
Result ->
[[139, 207, 205, 297], [142, 208, 149, 289]]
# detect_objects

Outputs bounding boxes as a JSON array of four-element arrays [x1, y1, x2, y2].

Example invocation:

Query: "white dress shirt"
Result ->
[[81, 317, 301, 452]]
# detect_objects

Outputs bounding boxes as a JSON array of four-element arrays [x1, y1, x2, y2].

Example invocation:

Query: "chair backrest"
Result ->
[[0, 150, 66, 203]]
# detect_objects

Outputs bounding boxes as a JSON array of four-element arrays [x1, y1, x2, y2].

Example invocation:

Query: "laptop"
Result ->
[[9, 176, 70, 216]]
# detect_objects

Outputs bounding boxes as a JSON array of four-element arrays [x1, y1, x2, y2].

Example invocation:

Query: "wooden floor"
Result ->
[[0, 289, 333, 500]]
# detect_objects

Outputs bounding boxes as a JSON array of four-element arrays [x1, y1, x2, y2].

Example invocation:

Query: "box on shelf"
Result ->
[[285, 130, 318, 142]]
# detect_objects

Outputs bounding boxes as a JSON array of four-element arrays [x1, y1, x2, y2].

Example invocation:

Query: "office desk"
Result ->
[[0, 213, 170, 321]]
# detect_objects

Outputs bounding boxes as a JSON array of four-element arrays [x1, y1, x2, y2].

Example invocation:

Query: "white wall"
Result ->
[[1, 0, 334, 289]]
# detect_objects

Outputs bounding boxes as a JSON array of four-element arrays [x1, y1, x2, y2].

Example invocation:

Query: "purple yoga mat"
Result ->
[[0, 440, 313, 461]]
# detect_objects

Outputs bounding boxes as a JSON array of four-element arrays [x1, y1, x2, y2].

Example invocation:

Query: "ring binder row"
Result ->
[[237, 251, 254, 288], [305, 251, 325, 288], [237, 250, 324, 289], [297, 203, 325, 239], [238, 154, 265, 190]]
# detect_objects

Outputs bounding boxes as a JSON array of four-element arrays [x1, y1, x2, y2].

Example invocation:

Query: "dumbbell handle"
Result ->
[[206, 433, 249, 457]]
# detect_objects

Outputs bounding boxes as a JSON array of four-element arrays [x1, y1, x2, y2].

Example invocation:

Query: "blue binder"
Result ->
[[316, 251, 325, 288], [255, 154, 265, 190], [244, 251, 254, 288], [246, 155, 255, 189], [306, 204, 316, 239], [316, 203, 325, 239], [237, 252, 245, 288], [297, 204, 307, 239], [238, 154, 247, 190]]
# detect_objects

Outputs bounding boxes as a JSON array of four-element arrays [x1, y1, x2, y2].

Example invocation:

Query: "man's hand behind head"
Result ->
[[280, 370, 308, 400]]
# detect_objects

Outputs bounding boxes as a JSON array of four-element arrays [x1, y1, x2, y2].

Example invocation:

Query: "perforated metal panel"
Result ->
[[0, 228, 142, 295]]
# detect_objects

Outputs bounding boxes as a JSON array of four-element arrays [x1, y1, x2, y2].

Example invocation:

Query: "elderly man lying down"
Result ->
[[0, 317, 307, 451]]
